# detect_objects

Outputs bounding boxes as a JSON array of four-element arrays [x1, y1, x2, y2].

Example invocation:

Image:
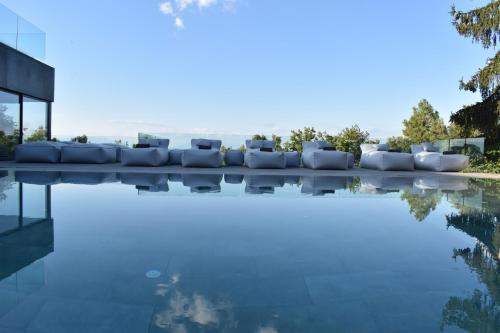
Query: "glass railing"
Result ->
[[0, 3, 45, 61]]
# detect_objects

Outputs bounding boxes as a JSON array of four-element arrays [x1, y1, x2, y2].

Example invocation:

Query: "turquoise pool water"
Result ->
[[0, 170, 499, 333]]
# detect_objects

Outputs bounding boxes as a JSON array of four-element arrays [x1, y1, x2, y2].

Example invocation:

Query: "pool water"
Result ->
[[0, 170, 499, 333]]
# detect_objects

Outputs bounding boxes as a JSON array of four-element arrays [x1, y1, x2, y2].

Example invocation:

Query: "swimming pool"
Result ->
[[0, 170, 498, 332]]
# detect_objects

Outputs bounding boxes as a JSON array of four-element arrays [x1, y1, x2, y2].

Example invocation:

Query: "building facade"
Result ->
[[0, 3, 54, 160]]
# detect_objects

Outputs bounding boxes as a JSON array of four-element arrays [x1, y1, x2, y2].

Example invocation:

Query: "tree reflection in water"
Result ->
[[441, 178, 500, 332]]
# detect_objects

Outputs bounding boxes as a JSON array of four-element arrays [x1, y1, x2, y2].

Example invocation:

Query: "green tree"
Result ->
[[333, 125, 372, 161], [402, 99, 448, 143], [283, 127, 317, 153], [386, 136, 412, 152], [71, 134, 88, 143], [251, 134, 267, 140], [450, 1, 500, 150], [24, 126, 47, 142]]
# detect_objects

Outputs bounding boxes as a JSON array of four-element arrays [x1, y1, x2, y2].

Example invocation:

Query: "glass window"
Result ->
[[22, 96, 48, 143], [0, 90, 20, 160]]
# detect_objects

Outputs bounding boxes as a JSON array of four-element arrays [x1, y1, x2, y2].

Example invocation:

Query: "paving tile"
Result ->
[[166, 255, 257, 278], [26, 297, 154, 333], [0, 294, 47, 331], [305, 270, 410, 304]]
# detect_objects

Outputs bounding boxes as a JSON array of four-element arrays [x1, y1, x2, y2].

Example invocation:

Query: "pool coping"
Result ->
[[0, 161, 498, 179]]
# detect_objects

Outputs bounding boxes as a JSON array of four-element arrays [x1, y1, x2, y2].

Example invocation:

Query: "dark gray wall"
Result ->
[[0, 43, 55, 101]]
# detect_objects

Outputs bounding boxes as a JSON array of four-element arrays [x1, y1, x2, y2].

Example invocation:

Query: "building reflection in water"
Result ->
[[0, 171, 54, 312]]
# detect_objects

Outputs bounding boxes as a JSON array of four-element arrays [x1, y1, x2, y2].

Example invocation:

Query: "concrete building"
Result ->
[[0, 3, 54, 160]]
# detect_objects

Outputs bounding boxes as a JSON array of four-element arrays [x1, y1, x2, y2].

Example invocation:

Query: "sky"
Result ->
[[0, 0, 494, 140]]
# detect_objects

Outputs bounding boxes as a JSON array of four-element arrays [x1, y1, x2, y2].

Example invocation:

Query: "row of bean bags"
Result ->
[[15, 141, 124, 164]]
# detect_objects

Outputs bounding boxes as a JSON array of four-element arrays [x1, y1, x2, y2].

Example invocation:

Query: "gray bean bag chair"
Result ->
[[168, 149, 184, 165], [60, 172, 118, 185], [182, 139, 223, 168], [15, 141, 67, 163], [360, 144, 414, 171], [224, 149, 244, 166], [121, 148, 169, 166], [15, 171, 61, 185], [302, 141, 351, 170], [102, 143, 130, 162], [411, 143, 469, 172], [244, 140, 286, 169], [285, 151, 301, 168], [61, 144, 117, 164]]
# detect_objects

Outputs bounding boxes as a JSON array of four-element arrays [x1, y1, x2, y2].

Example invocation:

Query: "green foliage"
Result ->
[[450, 1, 500, 151], [24, 126, 47, 142], [451, 1, 500, 49], [251, 134, 284, 151], [450, 88, 500, 151], [251, 134, 267, 140], [271, 134, 283, 151], [283, 127, 317, 153], [386, 136, 412, 153], [464, 150, 500, 173], [0, 104, 15, 134], [333, 125, 372, 162], [402, 99, 448, 143], [71, 134, 88, 143]]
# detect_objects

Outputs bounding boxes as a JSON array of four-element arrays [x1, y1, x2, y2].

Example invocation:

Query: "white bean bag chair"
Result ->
[[121, 147, 169, 166], [302, 141, 351, 170], [411, 143, 469, 172], [360, 144, 414, 171]]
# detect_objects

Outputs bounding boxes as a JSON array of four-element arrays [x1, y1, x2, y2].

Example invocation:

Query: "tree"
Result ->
[[24, 126, 47, 142], [386, 136, 412, 153], [283, 127, 317, 153], [0, 104, 15, 135], [333, 125, 373, 161], [402, 99, 448, 143], [450, 1, 500, 150], [71, 134, 88, 143]]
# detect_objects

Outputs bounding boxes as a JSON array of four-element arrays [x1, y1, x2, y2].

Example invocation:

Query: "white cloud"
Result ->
[[175, 17, 185, 29], [159, 1, 174, 15], [160, 0, 235, 30], [222, 0, 238, 12], [176, 0, 194, 11], [197, 0, 217, 8]]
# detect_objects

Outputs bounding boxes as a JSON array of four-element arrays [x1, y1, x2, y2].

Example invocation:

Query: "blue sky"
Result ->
[[1, 0, 493, 139]]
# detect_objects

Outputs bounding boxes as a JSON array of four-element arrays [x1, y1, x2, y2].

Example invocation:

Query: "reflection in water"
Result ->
[[3, 170, 500, 332], [154, 274, 236, 332], [182, 174, 223, 193], [301, 176, 353, 196], [0, 171, 54, 315], [441, 178, 500, 332], [244, 175, 285, 194]]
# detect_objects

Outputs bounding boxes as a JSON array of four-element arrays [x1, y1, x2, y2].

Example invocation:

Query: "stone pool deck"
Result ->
[[0, 161, 498, 179]]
